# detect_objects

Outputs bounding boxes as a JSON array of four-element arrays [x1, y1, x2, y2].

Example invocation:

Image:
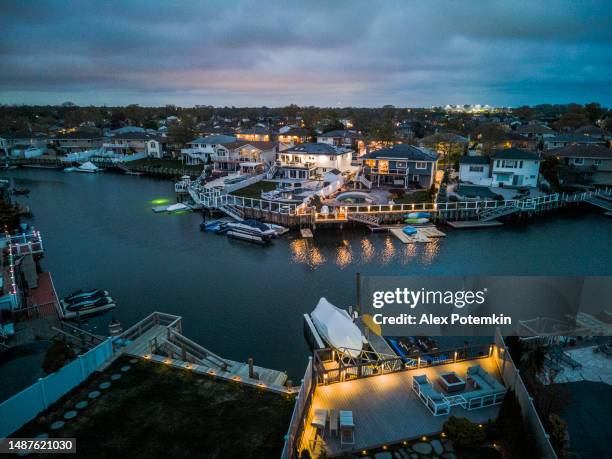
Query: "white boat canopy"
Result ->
[[78, 161, 99, 171], [311, 297, 364, 358]]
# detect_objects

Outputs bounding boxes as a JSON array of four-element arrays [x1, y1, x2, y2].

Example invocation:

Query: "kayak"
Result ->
[[404, 217, 429, 224], [406, 212, 431, 219], [402, 226, 418, 235]]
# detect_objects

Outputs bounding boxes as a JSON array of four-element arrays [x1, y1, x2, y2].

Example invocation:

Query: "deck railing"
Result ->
[[313, 343, 493, 386], [119, 311, 182, 342]]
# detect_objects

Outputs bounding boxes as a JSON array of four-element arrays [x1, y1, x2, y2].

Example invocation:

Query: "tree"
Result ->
[[513, 106, 534, 121], [168, 116, 196, 146], [540, 156, 560, 190], [497, 390, 538, 458], [555, 109, 589, 130], [584, 102, 603, 124], [443, 416, 486, 448]]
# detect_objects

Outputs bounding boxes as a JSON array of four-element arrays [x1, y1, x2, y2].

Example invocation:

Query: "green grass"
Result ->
[[229, 181, 277, 199], [14, 356, 295, 459], [394, 190, 432, 204]]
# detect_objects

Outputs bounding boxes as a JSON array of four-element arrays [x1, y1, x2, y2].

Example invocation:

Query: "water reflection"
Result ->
[[289, 239, 326, 269], [421, 239, 441, 265], [335, 240, 353, 268], [380, 236, 396, 265], [360, 238, 375, 264]]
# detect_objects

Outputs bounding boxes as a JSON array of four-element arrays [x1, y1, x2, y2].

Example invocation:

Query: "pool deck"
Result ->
[[301, 357, 502, 456]]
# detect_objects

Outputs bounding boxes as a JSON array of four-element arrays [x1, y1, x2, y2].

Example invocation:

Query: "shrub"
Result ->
[[42, 339, 76, 374], [389, 188, 405, 198], [448, 195, 459, 202], [443, 416, 486, 448]]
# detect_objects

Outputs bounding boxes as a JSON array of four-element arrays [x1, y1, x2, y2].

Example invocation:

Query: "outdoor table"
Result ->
[[438, 371, 466, 393]]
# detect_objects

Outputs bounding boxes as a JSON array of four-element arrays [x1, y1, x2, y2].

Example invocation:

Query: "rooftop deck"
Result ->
[[301, 356, 502, 457]]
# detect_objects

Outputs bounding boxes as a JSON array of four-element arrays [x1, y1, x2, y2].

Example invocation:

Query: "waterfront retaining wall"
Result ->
[[0, 338, 114, 438]]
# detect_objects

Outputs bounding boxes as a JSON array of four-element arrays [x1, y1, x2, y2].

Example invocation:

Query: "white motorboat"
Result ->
[[310, 297, 365, 358], [226, 219, 277, 239], [76, 161, 100, 173]]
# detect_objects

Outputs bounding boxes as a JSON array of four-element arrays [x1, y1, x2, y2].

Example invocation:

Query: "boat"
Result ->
[[214, 222, 231, 234], [62, 289, 109, 305], [12, 188, 30, 195], [267, 223, 290, 236], [227, 230, 270, 245], [226, 219, 276, 239], [166, 203, 191, 213], [402, 225, 418, 235], [310, 297, 365, 358], [406, 212, 431, 219], [200, 219, 224, 232], [404, 217, 429, 224], [76, 161, 100, 173], [62, 296, 116, 320]]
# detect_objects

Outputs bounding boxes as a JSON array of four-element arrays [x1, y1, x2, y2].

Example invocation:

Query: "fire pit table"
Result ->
[[438, 372, 466, 393]]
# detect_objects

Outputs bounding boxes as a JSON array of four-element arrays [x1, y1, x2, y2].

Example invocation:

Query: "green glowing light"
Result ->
[[151, 198, 170, 205]]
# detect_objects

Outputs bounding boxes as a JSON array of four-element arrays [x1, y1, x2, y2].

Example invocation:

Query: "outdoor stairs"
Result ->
[[356, 173, 372, 190], [218, 204, 244, 221], [116, 163, 132, 173], [160, 333, 231, 371], [583, 192, 612, 212], [266, 163, 279, 179], [348, 213, 382, 227], [478, 204, 521, 222]]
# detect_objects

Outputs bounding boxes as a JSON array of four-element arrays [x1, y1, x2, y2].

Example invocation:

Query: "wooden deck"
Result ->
[[446, 220, 504, 229], [301, 357, 502, 456]]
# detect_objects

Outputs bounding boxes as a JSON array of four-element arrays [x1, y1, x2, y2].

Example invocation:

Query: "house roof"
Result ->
[[515, 124, 554, 135], [421, 132, 469, 144], [491, 148, 541, 160], [364, 144, 438, 161], [545, 134, 605, 144], [279, 128, 310, 137], [189, 135, 236, 144], [284, 142, 348, 155], [317, 129, 361, 139], [109, 132, 163, 141], [53, 130, 102, 140], [459, 155, 490, 165], [238, 126, 270, 135], [548, 145, 612, 159], [574, 125, 604, 136], [220, 140, 277, 151]]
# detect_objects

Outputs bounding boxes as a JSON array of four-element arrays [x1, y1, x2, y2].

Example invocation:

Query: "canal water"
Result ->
[[6, 169, 612, 379]]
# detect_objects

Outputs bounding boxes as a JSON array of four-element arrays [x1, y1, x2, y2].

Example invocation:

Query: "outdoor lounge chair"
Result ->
[[311, 408, 328, 439], [339, 410, 354, 446], [465, 365, 506, 409], [412, 374, 450, 416]]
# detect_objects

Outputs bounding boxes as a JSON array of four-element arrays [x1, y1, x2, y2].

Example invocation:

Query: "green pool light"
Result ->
[[151, 198, 170, 205]]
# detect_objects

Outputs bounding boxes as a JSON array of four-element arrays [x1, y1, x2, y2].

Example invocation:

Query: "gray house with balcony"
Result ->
[[362, 144, 438, 189]]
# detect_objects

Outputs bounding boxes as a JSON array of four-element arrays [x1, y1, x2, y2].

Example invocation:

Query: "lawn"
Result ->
[[14, 356, 295, 459], [229, 181, 277, 199], [393, 190, 432, 204]]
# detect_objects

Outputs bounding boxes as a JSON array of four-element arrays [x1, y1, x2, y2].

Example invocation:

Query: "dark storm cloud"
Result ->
[[0, 0, 610, 106]]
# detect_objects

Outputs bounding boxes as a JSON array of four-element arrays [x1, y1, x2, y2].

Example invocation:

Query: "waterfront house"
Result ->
[[458, 155, 491, 186], [180, 134, 236, 166], [50, 131, 103, 154], [317, 130, 365, 158], [102, 132, 165, 160], [1, 132, 48, 156], [543, 134, 607, 151], [361, 144, 438, 189], [273, 143, 353, 181], [212, 140, 278, 174], [236, 126, 271, 142], [490, 148, 541, 188], [547, 144, 612, 185]]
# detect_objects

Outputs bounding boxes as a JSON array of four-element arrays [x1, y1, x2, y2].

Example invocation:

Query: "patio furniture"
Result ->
[[329, 409, 338, 437], [438, 372, 466, 393], [311, 408, 328, 438], [412, 374, 450, 416], [339, 410, 354, 446], [465, 365, 506, 410]]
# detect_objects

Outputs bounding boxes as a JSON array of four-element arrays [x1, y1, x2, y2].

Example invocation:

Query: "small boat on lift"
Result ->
[[227, 230, 270, 245], [226, 219, 277, 239], [62, 296, 116, 320], [62, 289, 109, 305]]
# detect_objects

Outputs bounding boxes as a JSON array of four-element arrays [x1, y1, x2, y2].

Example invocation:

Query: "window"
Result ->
[[396, 161, 407, 168], [469, 166, 484, 172], [573, 158, 584, 165], [593, 159, 602, 166], [415, 162, 427, 169], [413, 175, 419, 182], [329, 156, 335, 161]]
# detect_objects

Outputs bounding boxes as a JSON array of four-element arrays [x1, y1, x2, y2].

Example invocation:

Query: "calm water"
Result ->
[[6, 169, 612, 378]]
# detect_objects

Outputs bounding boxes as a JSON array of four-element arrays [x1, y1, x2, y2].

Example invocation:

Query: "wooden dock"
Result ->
[[389, 225, 446, 244], [300, 228, 314, 238], [446, 220, 503, 229]]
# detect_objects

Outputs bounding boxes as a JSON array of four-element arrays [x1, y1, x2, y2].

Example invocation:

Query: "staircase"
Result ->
[[266, 163, 279, 179], [355, 174, 372, 189], [218, 204, 244, 221], [478, 204, 521, 222], [348, 213, 382, 227], [583, 191, 612, 212]]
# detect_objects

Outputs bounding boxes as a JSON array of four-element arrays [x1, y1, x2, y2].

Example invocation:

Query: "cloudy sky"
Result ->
[[1, 0, 611, 107]]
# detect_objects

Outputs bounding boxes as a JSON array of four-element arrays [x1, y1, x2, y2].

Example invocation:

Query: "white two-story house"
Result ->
[[180, 135, 236, 165], [102, 132, 165, 160], [491, 148, 541, 188], [458, 155, 491, 186], [272, 143, 353, 181], [212, 140, 278, 175]]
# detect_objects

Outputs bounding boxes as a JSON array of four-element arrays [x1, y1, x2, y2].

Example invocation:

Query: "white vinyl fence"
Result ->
[[0, 338, 114, 438]]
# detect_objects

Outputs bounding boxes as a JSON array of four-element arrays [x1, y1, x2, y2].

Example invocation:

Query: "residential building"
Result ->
[[102, 132, 165, 160], [180, 135, 236, 166], [273, 143, 353, 181], [515, 123, 555, 139], [236, 126, 270, 142], [1, 132, 48, 155], [548, 144, 612, 185], [543, 134, 606, 150], [212, 140, 278, 174], [50, 131, 103, 154], [277, 128, 310, 145], [316, 130, 365, 158], [574, 125, 605, 138], [362, 144, 438, 189], [497, 132, 538, 151], [458, 155, 491, 186], [490, 148, 541, 188]]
